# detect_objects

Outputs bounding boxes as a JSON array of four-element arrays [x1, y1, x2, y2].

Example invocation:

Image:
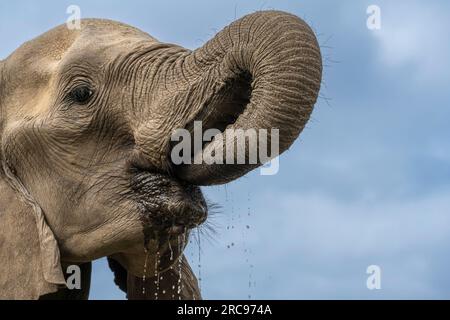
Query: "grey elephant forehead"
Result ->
[[80, 18, 156, 41], [5, 18, 156, 70], [68, 19, 159, 59], [1, 19, 158, 108]]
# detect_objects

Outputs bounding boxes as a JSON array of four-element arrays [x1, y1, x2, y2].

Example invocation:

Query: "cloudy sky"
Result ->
[[1, 0, 449, 299]]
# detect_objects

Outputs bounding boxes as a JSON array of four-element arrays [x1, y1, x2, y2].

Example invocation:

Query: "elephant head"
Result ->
[[0, 10, 322, 299]]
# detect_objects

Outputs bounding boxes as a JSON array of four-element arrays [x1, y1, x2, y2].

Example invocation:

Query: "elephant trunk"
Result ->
[[164, 11, 322, 185]]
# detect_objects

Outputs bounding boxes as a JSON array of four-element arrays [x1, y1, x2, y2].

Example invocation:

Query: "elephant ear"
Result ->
[[0, 159, 66, 299], [0, 179, 65, 299], [0, 60, 65, 299]]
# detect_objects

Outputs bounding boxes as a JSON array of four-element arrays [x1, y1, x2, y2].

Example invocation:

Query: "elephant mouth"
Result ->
[[129, 169, 207, 245]]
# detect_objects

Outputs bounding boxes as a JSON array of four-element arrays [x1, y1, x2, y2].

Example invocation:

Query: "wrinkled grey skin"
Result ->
[[0, 11, 322, 299]]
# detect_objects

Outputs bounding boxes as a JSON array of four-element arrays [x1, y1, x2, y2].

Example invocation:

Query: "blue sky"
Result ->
[[1, 0, 449, 299]]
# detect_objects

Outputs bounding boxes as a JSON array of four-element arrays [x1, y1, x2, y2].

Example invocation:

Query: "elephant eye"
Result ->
[[69, 85, 94, 104]]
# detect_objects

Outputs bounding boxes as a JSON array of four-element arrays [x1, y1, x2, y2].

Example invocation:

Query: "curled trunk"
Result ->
[[159, 11, 322, 185]]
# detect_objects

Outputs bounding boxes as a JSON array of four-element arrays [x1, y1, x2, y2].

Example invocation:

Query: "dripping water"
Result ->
[[142, 248, 149, 295], [177, 233, 186, 300], [197, 229, 202, 294], [177, 256, 183, 300], [246, 191, 254, 299], [171, 263, 176, 299], [154, 251, 160, 300], [168, 235, 174, 261]]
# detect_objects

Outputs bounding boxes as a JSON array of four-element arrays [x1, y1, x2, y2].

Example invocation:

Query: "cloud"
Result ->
[[371, 2, 450, 85], [191, 188, 450, 299]]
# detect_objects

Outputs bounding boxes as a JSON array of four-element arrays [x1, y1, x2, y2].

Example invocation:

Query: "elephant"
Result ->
[[0, 10, 322, 299]]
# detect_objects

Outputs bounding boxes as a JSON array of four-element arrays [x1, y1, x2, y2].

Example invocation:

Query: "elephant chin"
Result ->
[[111, 230, 188, 278], [165, 11, 322, 186]]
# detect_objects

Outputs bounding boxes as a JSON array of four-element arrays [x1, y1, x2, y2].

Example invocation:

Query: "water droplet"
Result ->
[[168, 237, 174, 261], [197, 230, 202, 294], [176, 233, 186, 300], [154, 251, 160, 300], [177, 256, 183, 300], [141, 248, 149, 295]]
